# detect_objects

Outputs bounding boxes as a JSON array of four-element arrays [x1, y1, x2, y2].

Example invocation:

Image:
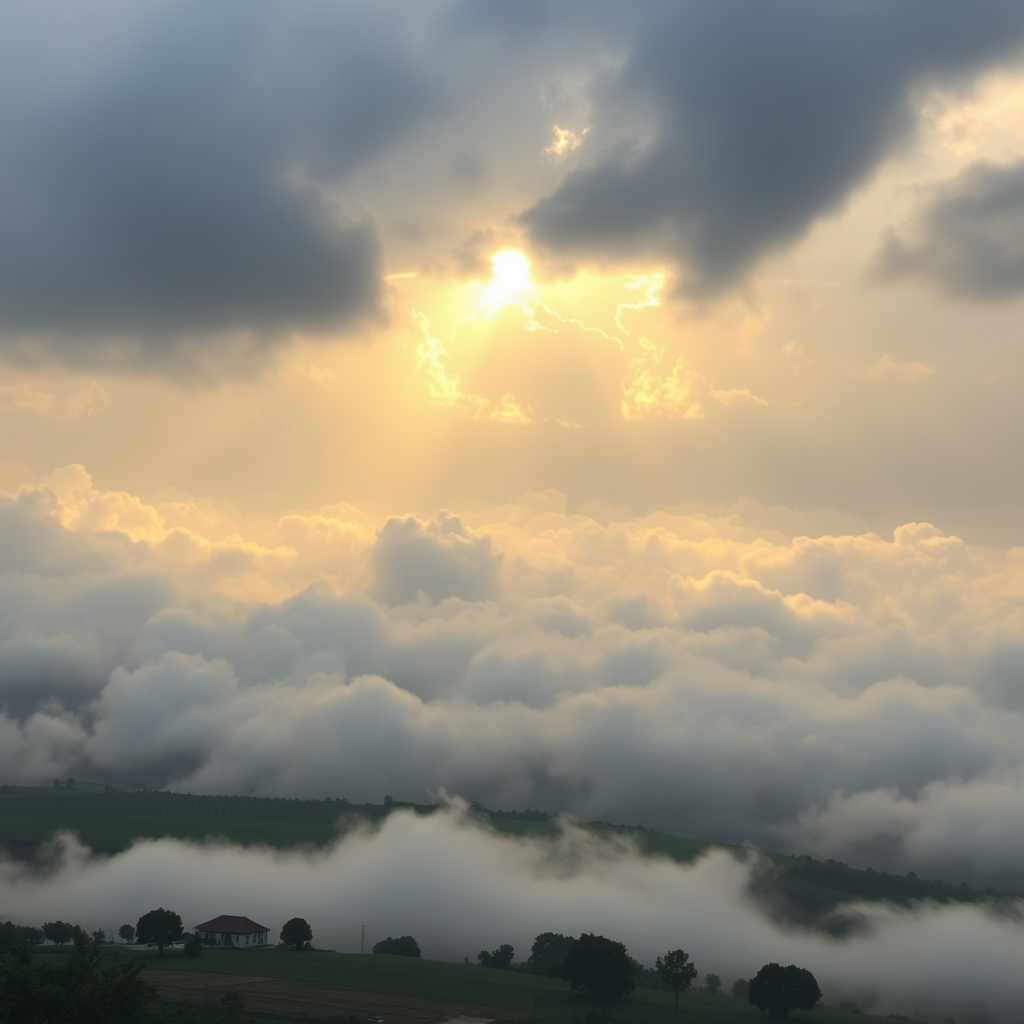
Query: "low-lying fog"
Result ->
[[3, 807, 1021, 1023]]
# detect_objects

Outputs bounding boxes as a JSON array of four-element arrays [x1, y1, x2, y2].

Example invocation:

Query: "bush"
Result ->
[[183, 937, 202, 957], [372, 935, 421, 957]]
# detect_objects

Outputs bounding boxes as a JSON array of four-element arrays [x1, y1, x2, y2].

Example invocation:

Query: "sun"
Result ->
[[479, 250, 533, 311]]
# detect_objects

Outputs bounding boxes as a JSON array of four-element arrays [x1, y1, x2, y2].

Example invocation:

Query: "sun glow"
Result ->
[[479, 250, 533, 311]]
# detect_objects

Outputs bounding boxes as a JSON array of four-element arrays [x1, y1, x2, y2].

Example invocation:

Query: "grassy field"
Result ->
[[34, 945, 884, 1024]]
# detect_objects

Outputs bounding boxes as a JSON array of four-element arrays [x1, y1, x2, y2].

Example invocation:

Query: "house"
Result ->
[[194, 915, 270, 948]]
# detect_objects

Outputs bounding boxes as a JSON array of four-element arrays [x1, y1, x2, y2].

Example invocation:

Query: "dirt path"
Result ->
[[148, 971, 526, 1023]]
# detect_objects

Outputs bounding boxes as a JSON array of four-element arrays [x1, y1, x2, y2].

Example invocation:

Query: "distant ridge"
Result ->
[[0, 784, 1017, 931]]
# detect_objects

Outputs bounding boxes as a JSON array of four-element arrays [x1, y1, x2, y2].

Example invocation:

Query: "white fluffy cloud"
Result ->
[[5, 469, 1024, 889]]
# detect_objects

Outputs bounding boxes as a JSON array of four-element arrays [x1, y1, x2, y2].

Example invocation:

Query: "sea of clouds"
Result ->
[[3, 466, 1024, 896]]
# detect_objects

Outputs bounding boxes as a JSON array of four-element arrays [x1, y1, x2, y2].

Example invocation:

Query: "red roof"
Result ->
[[195, 915, 268, 935]]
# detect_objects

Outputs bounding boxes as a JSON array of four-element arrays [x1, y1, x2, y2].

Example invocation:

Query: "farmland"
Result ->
[[32, 945, 884, 1024]]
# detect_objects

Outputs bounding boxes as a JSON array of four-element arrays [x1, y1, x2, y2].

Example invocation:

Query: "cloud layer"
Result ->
[[5, 469, 1024, 891]]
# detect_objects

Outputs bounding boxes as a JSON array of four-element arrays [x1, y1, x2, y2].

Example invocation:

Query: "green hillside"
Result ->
[[0, 783, 1010, 925]]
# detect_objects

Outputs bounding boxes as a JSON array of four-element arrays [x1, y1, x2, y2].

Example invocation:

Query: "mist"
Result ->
[[3, 807, 1022, 1023]]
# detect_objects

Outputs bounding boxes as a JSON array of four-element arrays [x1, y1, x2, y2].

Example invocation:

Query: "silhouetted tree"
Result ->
[[0, 932, 156, 1023], [0, 921, 43, 955], [749, 963, 822, 1019], [655, 949, 698, 1017], [118, 924, 135, 944], [732, 978, 750, 999], [477, 944, 514, 969], [42, 921, 76, 945], [562, 933, 636, 1001], [372, 935, 421, 957], [136, 908, 183, 957], [704, 973, 721, 995], [529, 932, 574, 974], [280, 917, 313, 950]]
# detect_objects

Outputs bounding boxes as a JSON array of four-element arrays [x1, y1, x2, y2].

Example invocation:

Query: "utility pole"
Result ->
[[360, 924, 366, 955]]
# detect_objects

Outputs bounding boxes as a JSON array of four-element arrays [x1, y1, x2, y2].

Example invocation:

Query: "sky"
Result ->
[[4, 0, 1024, 1012]]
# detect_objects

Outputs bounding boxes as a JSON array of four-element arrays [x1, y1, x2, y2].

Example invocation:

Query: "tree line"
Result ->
[[475, 930, 821, 1019]]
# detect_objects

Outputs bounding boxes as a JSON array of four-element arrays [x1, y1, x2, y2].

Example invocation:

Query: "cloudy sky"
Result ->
[[5, 2, 1024, 993]]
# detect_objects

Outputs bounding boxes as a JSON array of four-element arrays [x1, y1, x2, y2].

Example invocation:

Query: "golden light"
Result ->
[[479, 250, 533, 311]]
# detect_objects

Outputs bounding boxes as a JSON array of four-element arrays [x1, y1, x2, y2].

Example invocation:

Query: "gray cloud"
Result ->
[[369, 513, 502, 605], [3, 817, 1024, 1022], [0, 1, 438, 370], [873, 160, 1024, 299], [519, 2, 1024, 294]]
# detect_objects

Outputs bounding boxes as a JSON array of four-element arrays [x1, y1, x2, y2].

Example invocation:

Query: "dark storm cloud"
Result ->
[[0, 1, 436, 368], [872, 160, 1024, 299], [520, 1, 1024, 294]]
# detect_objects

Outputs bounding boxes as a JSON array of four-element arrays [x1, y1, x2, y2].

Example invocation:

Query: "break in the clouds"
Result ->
[[3, 815, 1024, 1022], [873, 159, 1024, 299], [5, 1, 1024, 375], [6, 470, 1024, 891], [521, 1, 1024, 294]]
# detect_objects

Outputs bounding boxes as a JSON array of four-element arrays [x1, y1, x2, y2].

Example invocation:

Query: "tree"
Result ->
[[562, 933, 636, 1002], [529, 932, 574, 974], [749, 963, 822, 1019], [92, 929, 106, 943], [118, 924, 135, 944], [0, 931, 156, 1023], [372, 935, 421, 957], [135, 908, 183, 957], [477, 944, 514, 969], [705, 973, 721, 995], [0, 921, 43, 955], [280, 917, 313, 950], [43, 921, 76, 945], [655, 949, 698, 1017], [732, 978, 749, 999]]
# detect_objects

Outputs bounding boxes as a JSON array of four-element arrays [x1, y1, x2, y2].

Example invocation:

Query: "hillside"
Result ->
[[0, 783, 1012, 929]]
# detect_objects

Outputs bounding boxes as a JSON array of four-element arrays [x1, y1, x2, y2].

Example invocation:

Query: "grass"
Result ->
[[36, 946, 885, 1024]]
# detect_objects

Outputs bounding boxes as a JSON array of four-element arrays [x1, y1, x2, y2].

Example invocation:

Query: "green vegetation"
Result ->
[[1, 934, 156, 1023], [137, 909, 184, 957], [280, 917, 313, 951], [371, 935, 420, 957], [85, 945, 885, 1024]]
